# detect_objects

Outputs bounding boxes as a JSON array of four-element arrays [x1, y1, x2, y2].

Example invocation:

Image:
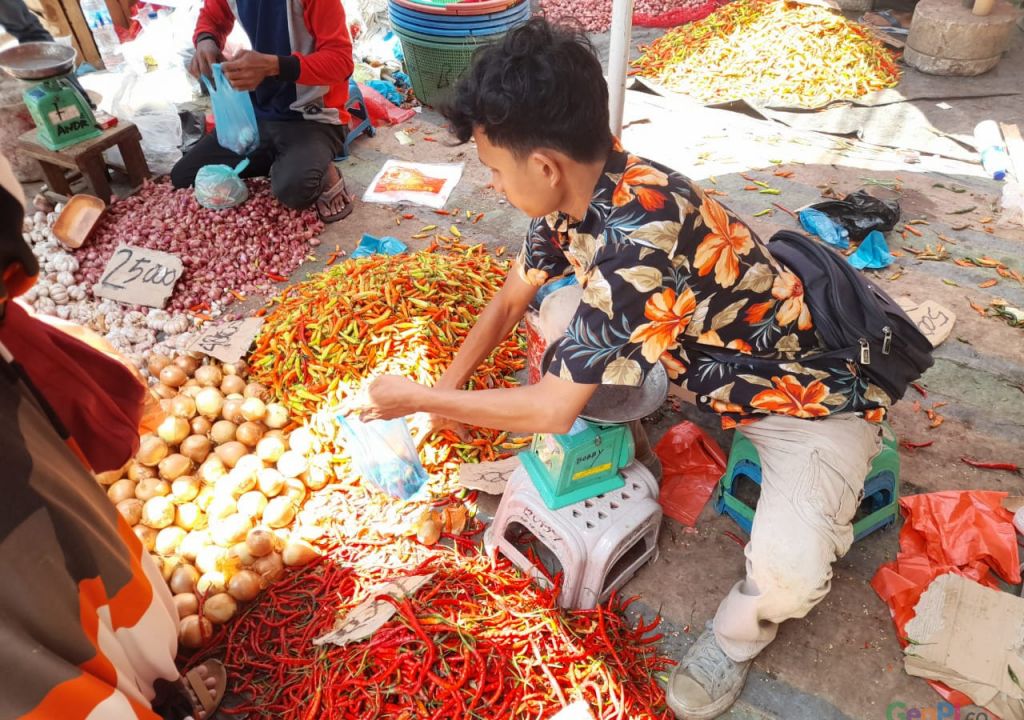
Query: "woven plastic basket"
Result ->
[[395, 29, 503, 107]]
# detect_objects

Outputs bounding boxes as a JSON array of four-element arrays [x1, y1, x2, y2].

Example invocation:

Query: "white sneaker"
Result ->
[[666, 624, 751, 720]]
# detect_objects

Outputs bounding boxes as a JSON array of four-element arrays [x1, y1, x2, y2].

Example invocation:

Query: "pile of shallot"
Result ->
[[73, 179, 323, 313], [20, 207, 198, 369], [540, 0, 721, 31], [95, 355, 331, 647]]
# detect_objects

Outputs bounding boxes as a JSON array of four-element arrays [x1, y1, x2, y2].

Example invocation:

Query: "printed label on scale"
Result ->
[[93, 245, 183, 308]]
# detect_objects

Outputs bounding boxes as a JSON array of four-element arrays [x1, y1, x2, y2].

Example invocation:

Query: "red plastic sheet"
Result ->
[[356, 83, 415, 127], [871, 491, 1021, 706], [655, 422, 727, 526]]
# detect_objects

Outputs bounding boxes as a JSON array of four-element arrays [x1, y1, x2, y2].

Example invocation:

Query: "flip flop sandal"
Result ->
[[317, 176, 355, 223], [184, 659, 227, 718]]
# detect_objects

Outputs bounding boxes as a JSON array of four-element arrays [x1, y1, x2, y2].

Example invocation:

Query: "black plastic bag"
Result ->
[[809, 190, 901, 243]]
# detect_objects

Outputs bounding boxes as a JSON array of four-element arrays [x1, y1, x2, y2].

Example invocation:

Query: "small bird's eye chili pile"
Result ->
[[72, 178, 323, 313], [188, 540, 675, 719], [247, 243, 527, 491], [632, 0, 901, 108]]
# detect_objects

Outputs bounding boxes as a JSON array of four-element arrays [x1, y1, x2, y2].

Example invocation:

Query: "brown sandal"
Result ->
[[317, 175, 355, 223], [184, 659, 227, 718]]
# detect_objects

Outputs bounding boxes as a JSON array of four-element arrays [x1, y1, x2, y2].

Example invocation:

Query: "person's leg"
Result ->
[[0, 0, 53, 43], [169, 130, 273, 190], [666, 413, 881, 719], [265, 120, 347, 213]]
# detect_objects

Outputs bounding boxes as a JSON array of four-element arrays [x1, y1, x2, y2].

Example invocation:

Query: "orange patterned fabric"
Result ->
[[518, 143, 890, 427]]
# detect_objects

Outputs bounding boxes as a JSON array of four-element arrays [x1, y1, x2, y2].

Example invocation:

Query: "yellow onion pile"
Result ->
[[95, 355, 329, 648]]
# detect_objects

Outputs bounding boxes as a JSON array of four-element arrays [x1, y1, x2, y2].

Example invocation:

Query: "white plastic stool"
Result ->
[[484, 461, 662, 609]]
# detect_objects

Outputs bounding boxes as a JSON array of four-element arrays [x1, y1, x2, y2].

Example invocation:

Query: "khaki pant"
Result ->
[[713, 413, 883, 662]]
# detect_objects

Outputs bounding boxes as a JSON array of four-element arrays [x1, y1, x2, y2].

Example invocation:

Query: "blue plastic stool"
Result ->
[[714, 422, 900, 542], [339, 80, 376, 159]]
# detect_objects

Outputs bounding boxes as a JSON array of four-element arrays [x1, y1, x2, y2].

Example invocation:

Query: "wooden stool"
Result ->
[[17, 121, 151, 204]]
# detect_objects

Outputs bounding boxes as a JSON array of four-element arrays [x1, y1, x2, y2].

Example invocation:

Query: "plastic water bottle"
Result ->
[[79, 0, 124, 70], [975, 120, 1010, 181]]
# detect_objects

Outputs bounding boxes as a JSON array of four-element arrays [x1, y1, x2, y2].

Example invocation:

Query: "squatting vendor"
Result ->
[[347, 19, 889, 720]]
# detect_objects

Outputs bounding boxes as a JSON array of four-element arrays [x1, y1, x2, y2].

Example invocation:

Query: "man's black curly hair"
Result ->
[[440, 18, 613, 164]]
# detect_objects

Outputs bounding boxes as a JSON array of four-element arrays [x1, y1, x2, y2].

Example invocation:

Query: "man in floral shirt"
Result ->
[[351, 19, 885, 719]]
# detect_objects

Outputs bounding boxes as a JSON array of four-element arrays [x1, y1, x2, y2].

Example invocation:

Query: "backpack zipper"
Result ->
[[859, 339, 871, 365], [882, 326, 892, 355]]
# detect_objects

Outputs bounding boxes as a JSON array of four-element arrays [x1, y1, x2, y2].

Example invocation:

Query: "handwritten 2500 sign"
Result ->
[[93, 246, 183, 308]]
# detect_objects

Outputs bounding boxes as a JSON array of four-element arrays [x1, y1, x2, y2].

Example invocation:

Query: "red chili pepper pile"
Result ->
[[189, 538, 674, 719]]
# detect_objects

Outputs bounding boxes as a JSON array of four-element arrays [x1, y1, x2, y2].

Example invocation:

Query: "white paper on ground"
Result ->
[[903, 573, 1024, 720], [362, 160, 463, 209]]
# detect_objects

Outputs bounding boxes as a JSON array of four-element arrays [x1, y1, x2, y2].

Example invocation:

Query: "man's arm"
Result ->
[[192, 0, 234, 50], [419, 374, 597, 434], [277, 0, 354, 87], [354, 372, 597, 435]]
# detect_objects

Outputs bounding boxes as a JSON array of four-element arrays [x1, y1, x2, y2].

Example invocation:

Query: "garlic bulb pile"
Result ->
[[20, 207, 199, 373], [95, 356, 327, 647]]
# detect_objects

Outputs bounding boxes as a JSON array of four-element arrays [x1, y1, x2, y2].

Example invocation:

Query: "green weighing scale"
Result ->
[[0, 42, 101, 151], [523, 341, 670, 510]]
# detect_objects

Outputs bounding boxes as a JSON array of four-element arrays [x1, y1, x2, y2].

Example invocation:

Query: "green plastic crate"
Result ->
[[395, 29, 506, 107]]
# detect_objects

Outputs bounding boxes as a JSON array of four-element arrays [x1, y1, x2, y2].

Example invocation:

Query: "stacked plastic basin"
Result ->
[[388, 0, 531, 106]]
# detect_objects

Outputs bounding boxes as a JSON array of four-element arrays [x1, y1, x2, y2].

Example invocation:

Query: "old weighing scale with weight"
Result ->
[[486, 340, 669, 609], [0, 42, 100, 151], [525, 340, 669, 507]]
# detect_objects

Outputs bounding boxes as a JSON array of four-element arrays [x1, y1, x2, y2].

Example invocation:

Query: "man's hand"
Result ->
[[189, 38, 223, 87], [221, 49, 280, 91], [340, 375, 427, 423], [411, 413, 469, 449]]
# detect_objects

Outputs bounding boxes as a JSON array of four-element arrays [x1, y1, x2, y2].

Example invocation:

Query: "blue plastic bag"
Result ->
[[799, 207, 850, 249], [336, 415, 428, 500], [195, 158, 249, 210], [351, 233, 408, 259], [848, 230, 895, 270], [201, 64, 260, 156]]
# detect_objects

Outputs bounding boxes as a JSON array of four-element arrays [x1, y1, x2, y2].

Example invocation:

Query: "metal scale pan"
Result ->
[[0, 42, 76, 80]]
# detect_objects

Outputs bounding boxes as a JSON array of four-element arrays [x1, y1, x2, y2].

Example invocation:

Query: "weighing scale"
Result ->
[[0, 42, 100, 151], [523, 341, 669, 509]]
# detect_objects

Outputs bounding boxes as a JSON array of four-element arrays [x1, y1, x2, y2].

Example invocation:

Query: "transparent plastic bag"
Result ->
[[336, 414, 428, 500], [1001, 181, 1024, 227], [194, 158, 249, 210], [109, 70, 182, 175], [201, 63, 259, 156]]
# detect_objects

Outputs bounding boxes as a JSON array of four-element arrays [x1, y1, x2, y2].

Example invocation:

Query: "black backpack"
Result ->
[[766, 230, 934, 401]]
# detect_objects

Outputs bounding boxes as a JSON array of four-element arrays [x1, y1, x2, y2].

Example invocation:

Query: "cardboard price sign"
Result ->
[[187, 317, 265, 364], [93, 246, 183, 308], [897, 298, 956, 348]]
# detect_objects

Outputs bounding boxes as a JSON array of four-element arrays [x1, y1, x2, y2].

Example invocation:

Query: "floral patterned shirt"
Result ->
[[516, 142, 890, 429]]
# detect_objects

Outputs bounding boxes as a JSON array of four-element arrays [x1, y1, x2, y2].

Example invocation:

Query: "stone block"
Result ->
[[905, 0, 1020, 76]]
